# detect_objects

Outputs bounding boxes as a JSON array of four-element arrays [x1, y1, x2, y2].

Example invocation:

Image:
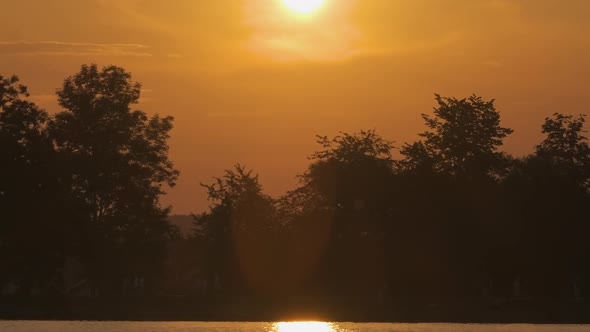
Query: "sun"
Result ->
[[283, 0, 325, 15]]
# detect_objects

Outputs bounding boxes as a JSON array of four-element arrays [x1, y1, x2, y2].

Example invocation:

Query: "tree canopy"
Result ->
[[402, 94, 513, 178]]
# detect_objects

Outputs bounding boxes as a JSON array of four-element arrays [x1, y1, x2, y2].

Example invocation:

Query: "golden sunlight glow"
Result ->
[[272, 322, 337, 332], [283, 0, 325, 15], [247, 0, 358, 62]]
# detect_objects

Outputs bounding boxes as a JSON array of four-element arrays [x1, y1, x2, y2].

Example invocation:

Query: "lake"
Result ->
[[1, 321, 589, 332]]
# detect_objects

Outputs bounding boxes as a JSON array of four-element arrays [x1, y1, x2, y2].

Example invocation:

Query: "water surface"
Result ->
[[1, 321, 589, 332]]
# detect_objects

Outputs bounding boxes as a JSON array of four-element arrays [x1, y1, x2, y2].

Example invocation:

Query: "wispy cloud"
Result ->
[[0, 41, 152, 57]]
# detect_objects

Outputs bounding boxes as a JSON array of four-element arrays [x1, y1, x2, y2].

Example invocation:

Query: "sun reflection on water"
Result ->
[[272, 322, 338, 332]]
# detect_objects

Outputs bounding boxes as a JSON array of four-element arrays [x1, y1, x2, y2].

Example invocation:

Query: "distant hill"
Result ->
[[168, 215, 194, 238]]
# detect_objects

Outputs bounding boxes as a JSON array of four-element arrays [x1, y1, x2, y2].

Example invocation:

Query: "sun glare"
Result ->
[[283, 0, 325, 15], [273, 322, 337, 332]]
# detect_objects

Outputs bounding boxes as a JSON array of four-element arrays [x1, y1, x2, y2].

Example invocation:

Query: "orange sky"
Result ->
[[1, 0, 589, 214]]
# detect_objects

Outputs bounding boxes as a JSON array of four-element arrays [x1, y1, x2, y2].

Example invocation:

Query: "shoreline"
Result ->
[[1, 296, 589, 324]]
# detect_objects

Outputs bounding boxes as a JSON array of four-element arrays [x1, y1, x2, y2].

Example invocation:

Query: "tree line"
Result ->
[[1, 64, 589, 302]]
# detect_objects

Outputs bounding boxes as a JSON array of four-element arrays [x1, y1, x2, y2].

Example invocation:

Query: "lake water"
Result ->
[[1, 321, 589, 332]]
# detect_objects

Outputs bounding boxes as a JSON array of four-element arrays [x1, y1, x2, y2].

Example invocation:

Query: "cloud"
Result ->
[[0, 41, 152, 57]]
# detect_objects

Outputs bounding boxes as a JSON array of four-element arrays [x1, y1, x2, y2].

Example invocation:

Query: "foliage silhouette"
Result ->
[[0, 75, 68, 296], [193, 165, 280, 294], [50, 64, 179, 294], [279, 130, 395, 296], [2, 67, 590, 320], [401, 94, 513, 178]]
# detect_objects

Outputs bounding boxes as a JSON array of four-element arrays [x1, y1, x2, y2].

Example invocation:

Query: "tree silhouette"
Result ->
[[402, 94, 513, 178], [0, 75, 69, 295], [193, 165, 279, 293], [498, 113, 590, 297], [283, 130, 395, 296], [395, 95, 514, 298], [536, 113, 590, 189], [49, 64, 179, 294]]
